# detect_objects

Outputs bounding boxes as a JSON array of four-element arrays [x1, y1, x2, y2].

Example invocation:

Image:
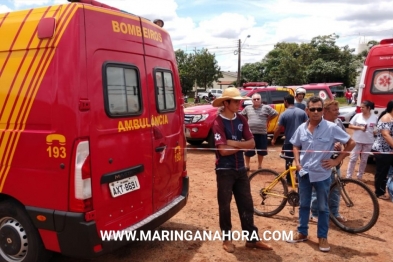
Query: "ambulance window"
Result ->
[[155, 70, 175, 111], [105, 66, 141, 116], [371, 69, 393, 94]]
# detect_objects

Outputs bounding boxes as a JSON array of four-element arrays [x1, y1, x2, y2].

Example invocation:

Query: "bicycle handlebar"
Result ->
[[279, 154, 294, 160]]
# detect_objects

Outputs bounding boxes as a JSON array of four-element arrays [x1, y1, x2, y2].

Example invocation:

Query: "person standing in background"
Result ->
[[294, 87, 307, 110], [345, 90, 352, 105], [241, 93, 278, 170], [372, 100, 393, 200], [346, 100, 378, 180], [271, 95, 307, 183]]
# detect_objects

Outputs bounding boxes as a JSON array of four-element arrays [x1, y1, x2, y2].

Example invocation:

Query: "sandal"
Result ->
[[377, 195, 390, 200]]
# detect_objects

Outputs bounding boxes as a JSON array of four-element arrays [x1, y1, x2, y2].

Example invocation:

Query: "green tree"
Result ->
[[175, 49, 195, 94], [260, 34, 360, 87], [261, 42, 306, 85], [194, 48, 223, 89], [241, 62, 264, 82]]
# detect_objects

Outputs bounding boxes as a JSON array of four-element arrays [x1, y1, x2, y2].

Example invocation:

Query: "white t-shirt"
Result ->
[[350, 113, 378, 144]]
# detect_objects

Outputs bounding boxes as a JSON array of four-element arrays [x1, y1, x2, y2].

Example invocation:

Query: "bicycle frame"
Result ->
[[262, 165, 297, 198]]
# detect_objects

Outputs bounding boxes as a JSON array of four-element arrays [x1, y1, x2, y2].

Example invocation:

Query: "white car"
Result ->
[[338, 106, 356, 127], [196, 89, 223, 99]]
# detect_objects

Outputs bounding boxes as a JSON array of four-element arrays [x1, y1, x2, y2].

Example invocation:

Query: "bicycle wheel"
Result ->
[[329, 178, 379, 233], [249, 169, 288, 217]]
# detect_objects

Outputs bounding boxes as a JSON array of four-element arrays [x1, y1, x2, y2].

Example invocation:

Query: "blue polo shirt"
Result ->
[[290, 119, 350, 182]]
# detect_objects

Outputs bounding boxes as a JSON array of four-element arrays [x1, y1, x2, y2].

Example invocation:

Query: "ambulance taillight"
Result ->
[[69, 140, 93, 212]]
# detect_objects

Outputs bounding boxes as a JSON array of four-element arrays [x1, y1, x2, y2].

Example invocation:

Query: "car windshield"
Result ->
[[240, 90, 249, 96]]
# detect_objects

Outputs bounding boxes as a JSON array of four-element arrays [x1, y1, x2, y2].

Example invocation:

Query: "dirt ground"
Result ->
[[53, 132, 393, 262]]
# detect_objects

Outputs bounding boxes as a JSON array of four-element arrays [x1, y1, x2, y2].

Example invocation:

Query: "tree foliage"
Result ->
[[194, 48, 223, 89], [175, 49, 195, 94], [241, 62, 264, 82], [242, 34, 372, 88], [175, 48, 222, 93]]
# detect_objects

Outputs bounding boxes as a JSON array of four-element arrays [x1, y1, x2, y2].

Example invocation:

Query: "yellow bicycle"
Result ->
[[249, 154, 379, 233]]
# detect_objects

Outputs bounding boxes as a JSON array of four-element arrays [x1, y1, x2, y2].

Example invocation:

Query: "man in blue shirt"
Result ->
[[271, 95, 308, 183], [287, 96, 355, 252], [212, 88, 273, 253]]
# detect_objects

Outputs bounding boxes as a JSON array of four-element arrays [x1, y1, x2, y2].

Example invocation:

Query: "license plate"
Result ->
[[185, 128, 191, 138], [109, 176, 140, 198]]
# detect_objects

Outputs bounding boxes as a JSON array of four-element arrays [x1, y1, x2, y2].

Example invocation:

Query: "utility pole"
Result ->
[[236, 39, 241, 88], [236, 35, 250, 88]]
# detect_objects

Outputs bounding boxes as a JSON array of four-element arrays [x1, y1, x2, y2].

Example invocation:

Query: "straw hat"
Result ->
[[212, 88, 251, 107]]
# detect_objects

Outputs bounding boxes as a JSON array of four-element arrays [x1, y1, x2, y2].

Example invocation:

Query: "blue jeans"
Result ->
[[298, 173, 330, 239], [311, 168, 341, 217]]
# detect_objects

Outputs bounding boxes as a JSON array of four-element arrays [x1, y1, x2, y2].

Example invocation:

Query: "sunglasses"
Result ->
[[253, 98, 260, 101], [308, 107, 323, 112]]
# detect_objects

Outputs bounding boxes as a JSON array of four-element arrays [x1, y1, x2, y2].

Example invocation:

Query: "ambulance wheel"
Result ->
[[0, 200, 51, 262]]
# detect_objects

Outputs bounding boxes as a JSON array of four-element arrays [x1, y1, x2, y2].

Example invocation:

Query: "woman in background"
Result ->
[[346, 100, 378, 180], [372, 100, 393, 200]]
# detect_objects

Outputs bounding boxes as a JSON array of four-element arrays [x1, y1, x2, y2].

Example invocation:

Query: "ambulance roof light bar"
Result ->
[[380, 38, 393, 45]]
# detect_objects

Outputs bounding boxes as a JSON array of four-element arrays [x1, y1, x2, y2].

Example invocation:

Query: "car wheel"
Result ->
[[0, 200, 51, 262], [207, 131, 215, 150]]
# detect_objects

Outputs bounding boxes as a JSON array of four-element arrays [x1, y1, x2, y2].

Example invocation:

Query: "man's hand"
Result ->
[[321, 158, 340, 169], [333, 142, 341, 151]]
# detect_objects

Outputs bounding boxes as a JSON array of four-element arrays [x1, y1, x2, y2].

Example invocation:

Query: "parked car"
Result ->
[[196, 89, 223, 99], [338, 106, 356, 127], [184, 87, 294, 147]]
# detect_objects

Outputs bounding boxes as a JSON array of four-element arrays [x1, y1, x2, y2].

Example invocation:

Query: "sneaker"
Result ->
[[335, 215, 347, 223], [223, 241, 235, 253], [287, 232, 308, 243], [377, 195, 390, 200], [245, 241, 273, 250], [310, 216, 318, 223], [318, 238, 330, 252]]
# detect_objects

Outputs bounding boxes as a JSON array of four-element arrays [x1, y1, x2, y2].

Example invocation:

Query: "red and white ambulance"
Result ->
[[357, 38, 393, 115], [0, 0, 188, 260]]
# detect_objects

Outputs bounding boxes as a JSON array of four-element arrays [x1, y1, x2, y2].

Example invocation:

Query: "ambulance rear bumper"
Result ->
[[26, 176, 189, 258]]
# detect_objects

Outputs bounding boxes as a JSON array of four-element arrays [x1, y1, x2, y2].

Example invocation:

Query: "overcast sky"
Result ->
[[1, 0, 392, 71]]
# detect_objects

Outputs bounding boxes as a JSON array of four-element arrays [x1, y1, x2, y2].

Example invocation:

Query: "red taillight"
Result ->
[[81, 155, 91, 180], [355, 106, 361, 113], [69, 140, 93, 213]]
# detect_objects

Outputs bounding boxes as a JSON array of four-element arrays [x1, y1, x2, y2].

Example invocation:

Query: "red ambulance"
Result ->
[[357, 38, 393, 115], [0, 0, 188, 260]]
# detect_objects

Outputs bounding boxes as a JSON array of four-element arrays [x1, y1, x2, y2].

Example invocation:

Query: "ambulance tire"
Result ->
[[0, 200, 52, 262]]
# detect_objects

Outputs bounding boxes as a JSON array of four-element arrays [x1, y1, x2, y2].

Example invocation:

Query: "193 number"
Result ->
[[47, 146, 66, 158]]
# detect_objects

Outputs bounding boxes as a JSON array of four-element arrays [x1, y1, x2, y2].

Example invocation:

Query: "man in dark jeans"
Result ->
[[212, 88, 273, 253], [271, 95, 308, 183]]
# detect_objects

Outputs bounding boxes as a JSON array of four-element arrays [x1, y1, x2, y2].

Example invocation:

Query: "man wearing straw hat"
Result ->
[[211, 88, 273, 253]]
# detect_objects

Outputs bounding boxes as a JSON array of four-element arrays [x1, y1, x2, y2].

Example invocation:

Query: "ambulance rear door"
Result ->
[[85, 9, 154, 232]]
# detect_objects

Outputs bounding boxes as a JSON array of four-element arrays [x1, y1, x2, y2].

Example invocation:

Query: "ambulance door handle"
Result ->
[[155, 146, 166, 152]]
